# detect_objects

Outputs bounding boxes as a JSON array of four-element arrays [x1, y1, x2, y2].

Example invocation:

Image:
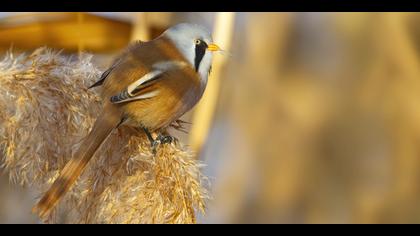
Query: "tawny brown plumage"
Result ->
[[32, 23, 218, 219], [104, 37, 204, 130]]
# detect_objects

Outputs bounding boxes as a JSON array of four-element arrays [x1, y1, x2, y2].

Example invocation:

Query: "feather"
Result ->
[[110, 90, 160, 104], [88, 59, 121, 89], [109, 61, 187, 104], [127, 70, 163, 95], [88, 40, 145, 89]]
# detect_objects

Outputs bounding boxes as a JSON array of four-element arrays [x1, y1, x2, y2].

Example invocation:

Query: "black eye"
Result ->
[[195, 39, 201, 45]]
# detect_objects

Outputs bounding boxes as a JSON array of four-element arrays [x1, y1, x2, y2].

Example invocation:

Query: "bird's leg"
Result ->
[[142, 127, 156, 147], [143, 128, 160, 154]]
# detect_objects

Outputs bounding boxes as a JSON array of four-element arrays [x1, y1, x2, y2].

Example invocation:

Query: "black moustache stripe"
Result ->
[[194, 41, 208, 72]]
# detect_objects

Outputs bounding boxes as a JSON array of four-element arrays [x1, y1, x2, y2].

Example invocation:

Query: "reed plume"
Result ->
[[0, 47, 208, 223]]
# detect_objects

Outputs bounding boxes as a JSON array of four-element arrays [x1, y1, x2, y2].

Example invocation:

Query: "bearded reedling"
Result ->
[[32, 23, 222, 219]]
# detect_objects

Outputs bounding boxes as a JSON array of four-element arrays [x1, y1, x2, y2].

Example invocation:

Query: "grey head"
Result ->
[[162, 23, 216, 82]]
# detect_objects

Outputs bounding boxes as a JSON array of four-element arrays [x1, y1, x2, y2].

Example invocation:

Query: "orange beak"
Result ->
[[207, 43, 221, 52]]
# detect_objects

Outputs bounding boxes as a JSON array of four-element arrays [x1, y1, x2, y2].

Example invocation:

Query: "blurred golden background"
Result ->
[[1, 12, 420, 223]]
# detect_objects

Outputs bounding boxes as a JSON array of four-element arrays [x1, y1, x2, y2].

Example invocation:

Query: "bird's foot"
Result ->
[[158, 134, 175, 144], [142, 127, 178, 154], [151, 134, 177, 154]]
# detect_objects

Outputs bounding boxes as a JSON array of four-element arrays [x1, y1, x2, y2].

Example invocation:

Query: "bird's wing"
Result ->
[[110, 70, 163, 104], [110, 61, 187, 104], [88, 40, 145, 89], [89, 58, 123, 89]]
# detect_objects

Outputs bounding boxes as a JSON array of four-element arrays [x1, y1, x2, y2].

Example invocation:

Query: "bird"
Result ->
[[32, 23, 221, 219]]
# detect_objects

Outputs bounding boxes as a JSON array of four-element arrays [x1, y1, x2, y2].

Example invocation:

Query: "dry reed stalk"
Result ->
[[130, 13, 150, 42], [77, 12, 85, 55], [0, 47, 208, 223], [189, 12, 236, 155]]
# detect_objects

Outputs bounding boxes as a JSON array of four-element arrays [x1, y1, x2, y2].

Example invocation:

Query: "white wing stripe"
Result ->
[[111, 90, 160, 104], [126, 60, 187, 96], [112, 60, 188, 104], [127, 70, 162, 96]]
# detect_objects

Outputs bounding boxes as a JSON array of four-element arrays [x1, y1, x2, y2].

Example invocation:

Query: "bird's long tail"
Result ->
[[32, 105, 123, 219]]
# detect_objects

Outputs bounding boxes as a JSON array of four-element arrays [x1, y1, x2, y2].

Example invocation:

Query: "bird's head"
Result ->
[[162, 23, 221, 80]]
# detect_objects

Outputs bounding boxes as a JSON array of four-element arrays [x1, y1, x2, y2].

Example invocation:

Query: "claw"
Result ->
[[157, 133, 176, 144], [160, 135, 174, 144], [142, 127, 177, 154]]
